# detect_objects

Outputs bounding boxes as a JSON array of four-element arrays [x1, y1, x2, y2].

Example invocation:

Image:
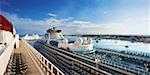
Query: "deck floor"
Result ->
[[14, 41, 43, 75]]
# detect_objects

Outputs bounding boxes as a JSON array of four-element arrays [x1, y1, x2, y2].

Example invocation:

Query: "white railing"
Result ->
[[22, 40, 65, 75]]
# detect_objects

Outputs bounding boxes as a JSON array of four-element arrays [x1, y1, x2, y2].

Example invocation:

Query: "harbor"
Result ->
[[28, 38, 150, 75], [0, 0, 149, 75], [2, 37, 150, 75], [27, 27, 150, 75]]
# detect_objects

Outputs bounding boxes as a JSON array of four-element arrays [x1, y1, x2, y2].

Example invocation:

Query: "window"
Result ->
[[53, 67, 57, 75], [48, 63, 51, 70], [42, 57, 44, 61], [45, 60, 47, 65]]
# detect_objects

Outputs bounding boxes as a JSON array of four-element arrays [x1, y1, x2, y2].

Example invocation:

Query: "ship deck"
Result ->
[[6, 40, 44, 75]]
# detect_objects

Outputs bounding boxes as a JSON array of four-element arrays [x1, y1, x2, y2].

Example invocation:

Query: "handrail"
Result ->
[[22, 39, 65, 75]]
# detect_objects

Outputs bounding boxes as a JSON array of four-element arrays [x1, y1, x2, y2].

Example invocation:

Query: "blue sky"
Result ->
[[0, 0, 149, 35]]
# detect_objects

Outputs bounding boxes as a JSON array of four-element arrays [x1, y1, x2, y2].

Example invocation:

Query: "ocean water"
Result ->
[[94, 39, 150, 54]]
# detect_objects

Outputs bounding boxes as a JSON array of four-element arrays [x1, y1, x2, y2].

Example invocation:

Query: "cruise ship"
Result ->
[[33, 27, 150, 75], [0, 15, 19, 75], [22, 34, 40, 40]]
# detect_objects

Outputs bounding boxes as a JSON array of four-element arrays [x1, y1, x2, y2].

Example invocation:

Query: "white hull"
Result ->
[[0, 30, 14, 44]]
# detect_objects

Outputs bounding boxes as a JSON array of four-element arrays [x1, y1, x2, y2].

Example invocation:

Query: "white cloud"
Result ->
[[0, 11, 149, 35], [1, 12, 61, 34], [73, 21, 90, 24], [48, 13, 56, 17]]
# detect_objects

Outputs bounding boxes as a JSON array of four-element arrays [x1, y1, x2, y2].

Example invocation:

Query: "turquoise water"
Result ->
[[94, 39, 150, 55]]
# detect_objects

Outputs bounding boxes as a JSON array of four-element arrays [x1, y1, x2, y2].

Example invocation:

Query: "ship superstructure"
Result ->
[[43, 27, 93, 51]]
